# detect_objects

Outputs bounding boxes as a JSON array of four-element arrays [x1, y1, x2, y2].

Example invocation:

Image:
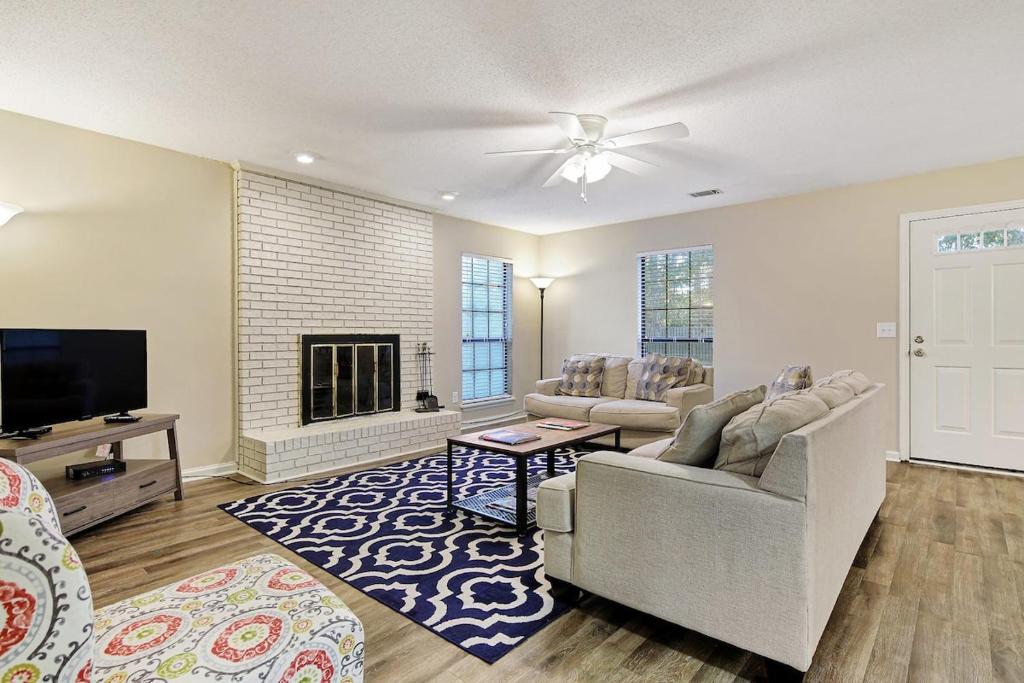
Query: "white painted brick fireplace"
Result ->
[[235, 169, 460, 482]]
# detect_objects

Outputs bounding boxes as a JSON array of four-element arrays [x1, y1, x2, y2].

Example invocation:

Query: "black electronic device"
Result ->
[[65, 458, 127, 481], [0, 329, 147, 436]]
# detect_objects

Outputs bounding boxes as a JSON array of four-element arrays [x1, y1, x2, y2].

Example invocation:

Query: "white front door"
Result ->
[[910, 207, 1024, 470]]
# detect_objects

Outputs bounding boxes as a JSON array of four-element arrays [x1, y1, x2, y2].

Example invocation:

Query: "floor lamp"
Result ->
[[530, 277, 555, 378]]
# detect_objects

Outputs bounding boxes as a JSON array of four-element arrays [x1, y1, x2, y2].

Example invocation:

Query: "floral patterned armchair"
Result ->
[[0, 459, 364, 682]]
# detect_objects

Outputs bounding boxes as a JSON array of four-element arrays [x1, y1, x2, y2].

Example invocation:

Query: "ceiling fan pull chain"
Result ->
[[581, 167, 588, 203]]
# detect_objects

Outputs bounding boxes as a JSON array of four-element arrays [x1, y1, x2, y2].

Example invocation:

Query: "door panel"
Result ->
[[993, 263, 1024, 344], [910, 207, 1024, 470], [933, 267, 971, 344], [993, 369, 1024, 438], [934, 366, 971, 432]]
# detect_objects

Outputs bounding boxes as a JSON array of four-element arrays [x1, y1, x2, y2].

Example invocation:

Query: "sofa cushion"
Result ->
[[93, 553, 364, 683], [766, 365, 814, 400], [715, 389, 829, 477], [525, 393, 615, 421], [625, 359, 644, 398], [567, 353, 632, 398], [556, 356, 607, 397], [825, 369, 872, 395], [659, 385, 767, 466], [634, 354, 703, 401], [810, 376, 856, 409], [590, 399, 681, 432], [629, 437, 673, 459]]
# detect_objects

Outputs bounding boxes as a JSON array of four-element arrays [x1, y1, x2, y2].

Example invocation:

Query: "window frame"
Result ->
[[460, 252, 514, 406], [636, 245, 714, 366]]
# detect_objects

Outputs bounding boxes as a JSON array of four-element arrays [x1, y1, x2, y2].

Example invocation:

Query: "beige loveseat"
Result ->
[[537, 383, 886, 673], [524, 353, 714, 449]]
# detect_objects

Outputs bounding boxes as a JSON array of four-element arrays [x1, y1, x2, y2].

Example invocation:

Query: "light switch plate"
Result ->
[[877, 322, 897, 338], [452, 391, 459, 404]]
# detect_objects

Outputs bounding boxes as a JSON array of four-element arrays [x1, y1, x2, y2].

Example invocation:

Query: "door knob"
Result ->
[[914, 349, 925, 357], [914, 335, 924, 344]]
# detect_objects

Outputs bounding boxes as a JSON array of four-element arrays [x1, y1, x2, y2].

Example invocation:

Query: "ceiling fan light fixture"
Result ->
[[585, 154, 611, 182], [560, 156, 585, 182]]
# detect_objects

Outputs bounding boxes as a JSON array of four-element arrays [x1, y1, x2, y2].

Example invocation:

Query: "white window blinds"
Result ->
[[637, 246, 714, 365], [461, 254, 512, 402]]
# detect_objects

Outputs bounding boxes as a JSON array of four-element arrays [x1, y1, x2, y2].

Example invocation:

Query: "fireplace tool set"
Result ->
[[415, 343, 441, 412]]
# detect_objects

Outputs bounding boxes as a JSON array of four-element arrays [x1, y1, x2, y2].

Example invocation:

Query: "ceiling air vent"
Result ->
[[689, 188, 722, 198]]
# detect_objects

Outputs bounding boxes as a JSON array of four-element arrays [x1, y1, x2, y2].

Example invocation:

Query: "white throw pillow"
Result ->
[[824, 369, 871, 395], [714, 389, 829, 477], [659, 385, 767, 466]]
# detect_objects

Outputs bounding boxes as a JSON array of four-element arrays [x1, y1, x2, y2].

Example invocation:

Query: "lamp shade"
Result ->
[[0, 202, 24, 226], [530, 277, 555, 290]]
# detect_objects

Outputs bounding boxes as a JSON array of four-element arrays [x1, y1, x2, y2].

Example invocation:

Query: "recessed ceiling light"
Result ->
[[295, 152, 316, 164], [440, 191, 458, 201]]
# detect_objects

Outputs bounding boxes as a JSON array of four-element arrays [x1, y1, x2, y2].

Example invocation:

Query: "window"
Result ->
[[936, 223, 1024, 253], [461, 254, 512, 402], [638, 246, 714, 365]]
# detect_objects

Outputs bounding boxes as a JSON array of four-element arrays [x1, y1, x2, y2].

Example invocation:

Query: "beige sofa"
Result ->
[[537, 384, 886, 674], [524, 353, 714, 449]]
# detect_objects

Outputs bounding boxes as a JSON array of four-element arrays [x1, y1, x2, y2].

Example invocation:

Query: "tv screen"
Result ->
[[0, 329, 147, 433]]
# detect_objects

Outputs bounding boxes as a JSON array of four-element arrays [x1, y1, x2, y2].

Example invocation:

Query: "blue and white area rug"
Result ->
[[219, 446, 585, 663]]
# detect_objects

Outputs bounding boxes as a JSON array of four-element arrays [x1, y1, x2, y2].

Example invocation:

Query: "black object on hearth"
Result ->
[[415, 343, 440, 412]]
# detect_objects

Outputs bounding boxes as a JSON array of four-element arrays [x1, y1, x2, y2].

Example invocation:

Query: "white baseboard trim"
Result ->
[[460, 410, 527, 431], [885, 450, 903, 462], [182, 462, 238, 481]]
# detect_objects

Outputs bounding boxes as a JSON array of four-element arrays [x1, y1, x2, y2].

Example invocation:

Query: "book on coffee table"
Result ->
[[536, 418, 589, 430], [479, 429, 542, 445]]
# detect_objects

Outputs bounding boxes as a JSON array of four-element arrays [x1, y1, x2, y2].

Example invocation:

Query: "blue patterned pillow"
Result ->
[[766, 365, 813, 400]]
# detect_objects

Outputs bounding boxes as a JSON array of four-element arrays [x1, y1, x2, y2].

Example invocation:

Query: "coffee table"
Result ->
[[446, 420, 621, 535]]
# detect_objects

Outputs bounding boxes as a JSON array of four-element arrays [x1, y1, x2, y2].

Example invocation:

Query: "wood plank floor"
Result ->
[[71, 460, 1024, 682]]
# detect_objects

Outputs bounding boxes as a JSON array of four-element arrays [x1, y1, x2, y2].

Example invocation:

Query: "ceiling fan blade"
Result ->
[[603, 122, 690, 148], [603, 151, 658, 175], [485, 147, 572, 157], [542, 156, 577, 187], [548, 111, 586, 142]]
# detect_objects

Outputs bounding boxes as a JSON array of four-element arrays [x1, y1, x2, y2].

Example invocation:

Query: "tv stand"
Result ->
[[0, 414, 184, 536], [104, 412, 142, 424], [0, 426, 54, 440]]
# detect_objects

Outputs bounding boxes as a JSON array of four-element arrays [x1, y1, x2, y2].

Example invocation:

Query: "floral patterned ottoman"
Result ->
[[92, 554, 364, 682], [0, 458, 363, 683]]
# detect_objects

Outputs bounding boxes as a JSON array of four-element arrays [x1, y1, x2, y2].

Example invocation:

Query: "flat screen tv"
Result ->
[[0, 329, 147, 434]]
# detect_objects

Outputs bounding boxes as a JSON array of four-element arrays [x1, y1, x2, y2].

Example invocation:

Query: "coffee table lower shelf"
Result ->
[[451, 473, 551, 530]]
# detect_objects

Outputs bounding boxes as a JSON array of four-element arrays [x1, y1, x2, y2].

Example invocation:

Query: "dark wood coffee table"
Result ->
[[446, 420, 621, 535]]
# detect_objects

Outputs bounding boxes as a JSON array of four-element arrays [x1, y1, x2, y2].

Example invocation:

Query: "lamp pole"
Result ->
[[530, 277, 555, 379], [538, 286, 546, 378]]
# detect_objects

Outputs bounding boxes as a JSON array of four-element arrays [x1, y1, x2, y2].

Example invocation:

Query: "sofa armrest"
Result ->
[[535, 377, 561, 396], [663, 383, 713, 420], [537, 472, 576, 532]]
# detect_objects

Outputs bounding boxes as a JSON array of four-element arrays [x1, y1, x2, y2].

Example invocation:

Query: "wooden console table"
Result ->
[[0, 414, 184, 535]]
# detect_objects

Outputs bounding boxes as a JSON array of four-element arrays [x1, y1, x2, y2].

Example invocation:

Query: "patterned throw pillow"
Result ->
[[766, 365, 813, 401], [556, 357, 607, 397], [634, 354, 703, 401]]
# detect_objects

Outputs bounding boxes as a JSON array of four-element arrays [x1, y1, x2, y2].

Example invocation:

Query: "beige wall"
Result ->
[[433, 214, 541, 425], [0, 110, 235, 470], [539, 156, 1024, 453]]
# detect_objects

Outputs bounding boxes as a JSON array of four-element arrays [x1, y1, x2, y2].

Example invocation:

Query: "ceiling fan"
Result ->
[[486, 112, 689, 202]]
